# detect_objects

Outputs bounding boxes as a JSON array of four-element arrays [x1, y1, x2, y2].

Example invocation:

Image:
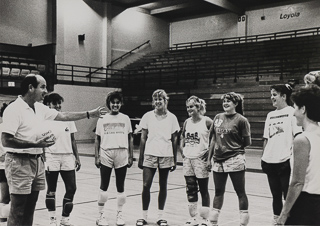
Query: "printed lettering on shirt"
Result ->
[[214, 118, 223, 127], [216, 128, 231, 138], [185, 132, 200, 146], [103, 123, 125, 135], [269, 121, 284, 138]]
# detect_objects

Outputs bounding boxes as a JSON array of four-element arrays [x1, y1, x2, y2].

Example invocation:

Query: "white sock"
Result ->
[[157, 209, 164, 221], [209, 208, 220, 224], [48, 210, 56, 219], [240, 210, 250, 226], [199, 206, 210, 220], [142, 210, 148, 221], [188, 202, 198, 218]]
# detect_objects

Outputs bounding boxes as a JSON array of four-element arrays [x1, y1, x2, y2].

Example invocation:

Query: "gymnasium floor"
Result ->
[[32, 143, 274, 226]]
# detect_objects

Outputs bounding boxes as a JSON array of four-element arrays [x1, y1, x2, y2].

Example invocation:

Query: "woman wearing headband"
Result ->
[[207, 92, 251, 226], [261, 84, 302, 225]]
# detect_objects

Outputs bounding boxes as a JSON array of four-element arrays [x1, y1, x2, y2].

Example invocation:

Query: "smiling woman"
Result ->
[[207, 92, 251, 226], [261, 84, 303, 224]]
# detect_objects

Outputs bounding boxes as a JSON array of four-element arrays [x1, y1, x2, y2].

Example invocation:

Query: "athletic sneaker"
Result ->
[[184, 217, 198, 226], [60, 217, 73, 226], [116, 211, 125, 226], [49, 217, 58, 226], [200, 219, 211, 226], [96, 214, 109, 226]]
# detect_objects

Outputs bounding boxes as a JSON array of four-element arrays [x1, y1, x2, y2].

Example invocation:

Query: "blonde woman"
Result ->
[[180, 96, 212, 226], [136, 89, 180, 226]]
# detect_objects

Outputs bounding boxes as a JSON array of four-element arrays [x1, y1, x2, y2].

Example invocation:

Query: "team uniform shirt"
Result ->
[[262, 106, 302, 163], [139, 110, 180, 157], [212, 112, 251, 161], [301, 131, 320, 195], [44, 121, 77, 155], [95, 113, 132, 150], [183, 116, 210, 159], [1, 96, 58, 154]]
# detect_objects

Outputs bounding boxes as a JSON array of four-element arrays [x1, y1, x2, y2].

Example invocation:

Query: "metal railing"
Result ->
[[169, 27, 320, 50], [85, 40, 150, 79]]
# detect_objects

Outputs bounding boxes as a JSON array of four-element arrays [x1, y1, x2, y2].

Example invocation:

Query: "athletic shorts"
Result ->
[[46, 153, 75, 171], [261, 159, 291, 176], [0, 169, 7, 183], [100, 148, 128, 169], [183, 157, 209, 178], [143, 154, 175, 169], [5, 153, 45, 194], [212, 154, 246, 173]]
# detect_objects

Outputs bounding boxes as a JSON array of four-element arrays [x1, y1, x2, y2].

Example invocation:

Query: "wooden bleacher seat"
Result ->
[[29, 63, 37, 69], [10, 68, 21, 77], [30, 70, 40, 75], [1, 60, 10, 65], [1, 67, 10, 76], [20, 69, 30, 77], [37, 64, 46, 73], [20, 62, 29, 67], [10, 61, 19, 66]]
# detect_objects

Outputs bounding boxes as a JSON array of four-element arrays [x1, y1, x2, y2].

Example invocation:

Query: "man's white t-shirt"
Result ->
[[2, 96, 58, 154], [96, 113, 132, 150], [262, 106, 302, 163], [44, 121, 77, 154], [139, 110, 180, 157]]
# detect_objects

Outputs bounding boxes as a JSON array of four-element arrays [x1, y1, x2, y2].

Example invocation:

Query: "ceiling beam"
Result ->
[[126, 0, 159, 8], [151, 3, 197, 15], [203, 0, 244, 15]]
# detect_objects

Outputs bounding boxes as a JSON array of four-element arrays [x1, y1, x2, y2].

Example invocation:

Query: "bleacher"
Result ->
[[0, 43, 55, 95], [118, 31, 320, 148], [54, 27, 320, 148]]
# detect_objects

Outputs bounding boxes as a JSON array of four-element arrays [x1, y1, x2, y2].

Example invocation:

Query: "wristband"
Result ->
[[86, 111, 90, 119]]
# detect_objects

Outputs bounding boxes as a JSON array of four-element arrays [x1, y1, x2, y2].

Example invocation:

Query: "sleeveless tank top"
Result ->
[[183, 116, 210, 158], [302, 131, 320, 194]]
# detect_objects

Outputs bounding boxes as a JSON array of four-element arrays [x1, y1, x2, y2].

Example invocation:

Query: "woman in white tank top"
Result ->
[[278, 85, 320, 225], [180, 96, 213, 226]]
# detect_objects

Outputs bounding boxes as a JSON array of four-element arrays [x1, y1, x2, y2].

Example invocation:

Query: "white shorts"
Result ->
[[212, 154, 246, 173], [46, 153, 75, 171], [183, 157, 209, 178], [100, 148, 128, 169]]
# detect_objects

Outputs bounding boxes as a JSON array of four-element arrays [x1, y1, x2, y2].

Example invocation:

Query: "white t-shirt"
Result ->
[[139, 110, 180, 157], [2, 96, 58, 154], [302, 130, 320, 195], [183, 116, 210, 158], [262, 106, 302, 163], [44, 121, 77, 154], [96, 113, 132, 150]]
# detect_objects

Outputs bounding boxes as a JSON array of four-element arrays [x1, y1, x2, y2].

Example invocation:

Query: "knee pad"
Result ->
[[209, 208, 220, 224], [0, 203, 10, 218], [45, 193, 56, 211], [117, 192, 126, 206], [98, 190, 108, 205], [240, 210, 249, 226], [186, 181, 198, 202], [62, 198, 73, 216], [199, 206, 210, 219]]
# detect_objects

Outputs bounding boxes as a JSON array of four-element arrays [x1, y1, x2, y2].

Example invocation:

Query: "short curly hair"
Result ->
[[291, 84, 320, 122]]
